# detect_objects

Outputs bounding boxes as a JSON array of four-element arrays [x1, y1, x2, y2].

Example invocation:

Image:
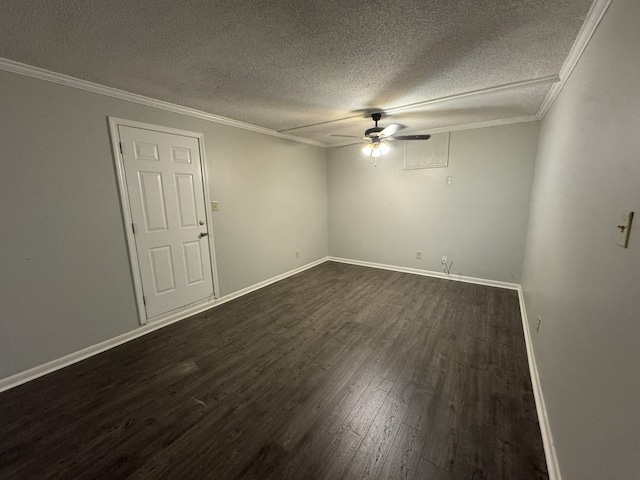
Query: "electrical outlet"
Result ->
[[416, 252, 422, 260], [442, 256, 447, 263], [536, 316, 542, 333], [295, 251, 300, 259]]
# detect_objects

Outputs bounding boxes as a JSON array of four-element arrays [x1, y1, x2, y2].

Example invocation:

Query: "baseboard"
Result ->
[[213, 257, 328, 307], [0, 257, 329, 393], [327, 256, 520, 290], [517, 288, 562, 480]]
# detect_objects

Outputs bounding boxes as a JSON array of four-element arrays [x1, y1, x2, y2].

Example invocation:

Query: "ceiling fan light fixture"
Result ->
[[362, 141, 390, 158]]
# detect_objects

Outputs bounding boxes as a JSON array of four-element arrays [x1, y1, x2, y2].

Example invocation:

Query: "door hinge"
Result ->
[[143, 296, 146, 306], [119, 142, 123, 154], [131, 222, 136, 234]]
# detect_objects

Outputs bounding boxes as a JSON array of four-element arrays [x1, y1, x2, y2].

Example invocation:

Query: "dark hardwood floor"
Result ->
[[0, 262, 548, 479]]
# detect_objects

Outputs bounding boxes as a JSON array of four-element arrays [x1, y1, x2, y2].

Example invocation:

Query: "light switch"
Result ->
[[616, 211, 634, 248], [211, 201, 219, 212], [446, 176, 453, 185]]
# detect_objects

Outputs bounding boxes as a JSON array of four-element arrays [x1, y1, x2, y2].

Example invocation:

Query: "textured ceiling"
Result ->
[[0, 0, 595, 146]]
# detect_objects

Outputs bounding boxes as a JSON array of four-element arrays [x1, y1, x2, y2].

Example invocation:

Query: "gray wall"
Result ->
[[0, 70, 328, 380], [328, 122, 539, 283], [521, 1, 640, 478]]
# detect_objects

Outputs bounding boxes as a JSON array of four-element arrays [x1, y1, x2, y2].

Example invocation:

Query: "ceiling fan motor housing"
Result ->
[[364, 126, 384, 137], [365, 112, 384, 138], [359, 112, 430, 143]]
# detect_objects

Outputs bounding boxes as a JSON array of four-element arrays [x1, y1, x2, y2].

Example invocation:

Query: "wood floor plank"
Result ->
[[265, 351, 382, 480], [277, 344, 371, 451], [375, 423, 427, 480], [0, 262, 548, 479], [314, 375, 390, 480], [415, 457, 452, 479], [340, 392, 410, 479]]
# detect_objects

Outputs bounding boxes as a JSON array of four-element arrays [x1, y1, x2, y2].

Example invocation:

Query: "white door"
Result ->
[[118, 125, 214, 319]]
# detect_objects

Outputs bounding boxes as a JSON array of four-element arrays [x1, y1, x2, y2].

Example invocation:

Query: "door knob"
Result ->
[[199, 232, 208, 238]]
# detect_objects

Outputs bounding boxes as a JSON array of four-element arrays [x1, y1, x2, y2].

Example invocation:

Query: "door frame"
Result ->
[[108, 117, 220, 325]]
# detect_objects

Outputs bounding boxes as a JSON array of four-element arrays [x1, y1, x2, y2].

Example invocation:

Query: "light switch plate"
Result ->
[[211, 201, 219, 212], [616, 211, 634, 248]]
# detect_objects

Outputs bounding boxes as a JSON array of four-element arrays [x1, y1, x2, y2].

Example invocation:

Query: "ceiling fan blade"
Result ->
[[379, 123, 405, 138], [393, 134, 432, 140], [330, 134, 361, 138]]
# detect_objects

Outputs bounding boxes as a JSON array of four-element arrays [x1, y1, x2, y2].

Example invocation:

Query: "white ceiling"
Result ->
[[0, 0, 600, 146]]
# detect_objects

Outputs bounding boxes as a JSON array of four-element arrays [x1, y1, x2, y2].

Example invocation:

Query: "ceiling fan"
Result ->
[[332, 113, 431, 165]]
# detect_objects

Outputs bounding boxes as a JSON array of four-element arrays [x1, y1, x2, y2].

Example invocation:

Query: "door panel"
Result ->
[[182, 241, 204, 285], [171, 146, 192, 164], [118, 125, 214, 319], [175, 174, 198, 227], [149, 246, 176, 294], [139, 172, 168, 231], [134, 142, 160, 161]]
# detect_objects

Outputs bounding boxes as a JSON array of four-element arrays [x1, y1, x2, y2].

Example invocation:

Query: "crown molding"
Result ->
[[0, 57, 326, 148], [385, 75, 559, 116], [329, 114, 541, 148], [409, 114, 541, 135], [283, 75, 558, 135], [538, 0, 612, 116]]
